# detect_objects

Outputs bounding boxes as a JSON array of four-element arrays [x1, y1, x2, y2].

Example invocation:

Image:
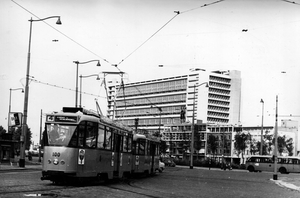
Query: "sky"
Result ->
[[1, 0, 300, 144]]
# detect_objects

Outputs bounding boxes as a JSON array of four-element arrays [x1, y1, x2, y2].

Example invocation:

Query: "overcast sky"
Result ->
[[1, 0, 300, 144]]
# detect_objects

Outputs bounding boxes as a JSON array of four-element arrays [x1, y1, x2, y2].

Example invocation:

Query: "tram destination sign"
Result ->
[[46, 115, 78, 123]]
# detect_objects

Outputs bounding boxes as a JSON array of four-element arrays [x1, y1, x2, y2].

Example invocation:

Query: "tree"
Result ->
[[249, 138, 256, 155], [207, 134, 218, 158], [0, 125, 7, 136], [263, 130, 273, 155], [277, 136, 286, 156], [194, 132, 201, 156], [234, 132, 250, 164], [272, 135, 294, 156], [10, 126, 32, 150], [160, 140, 167, 154], [286, 138, 294, 156]]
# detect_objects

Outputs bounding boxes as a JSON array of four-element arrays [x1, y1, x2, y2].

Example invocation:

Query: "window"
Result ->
[[85, 122, 97, 148], [97, 125, 105, 149], [69, 128, 78, 147], [105, 127, 113, 150], [128, 135, 132, 153], [123, 135, 128, 152], [139, 140, 146, 155], [47, 124, 76, 147], [122, 134, 132, 153], [78, 122, 86, 147]]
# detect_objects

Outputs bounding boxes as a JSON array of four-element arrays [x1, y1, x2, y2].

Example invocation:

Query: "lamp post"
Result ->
[[73, 60, 101, 107], [150, 105, 162, 135], [79, 74, 100, 108], [190, 82, 209, 169], [260, 99, 264, 155], [8, 88, 24, 133], [273, 95, 278, 180], [38, 109, 42, 162], [20, 16, 62, 168]]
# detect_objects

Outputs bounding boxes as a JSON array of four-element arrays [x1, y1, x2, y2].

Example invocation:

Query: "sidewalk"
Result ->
[[272, 176, 300, 192], [0, 157, 42, 171]]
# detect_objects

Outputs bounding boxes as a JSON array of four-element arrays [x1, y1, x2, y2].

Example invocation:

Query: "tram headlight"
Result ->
[[53, 158, 59, 165], [60, 160, 65, 165], [48, 159, 52, 164]]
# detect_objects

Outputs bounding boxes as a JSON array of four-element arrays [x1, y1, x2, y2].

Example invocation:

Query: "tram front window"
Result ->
[[46, 124, 76, 146]]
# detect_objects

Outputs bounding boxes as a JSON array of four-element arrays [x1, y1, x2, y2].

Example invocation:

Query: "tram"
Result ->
[[41, 107, 160, 183]]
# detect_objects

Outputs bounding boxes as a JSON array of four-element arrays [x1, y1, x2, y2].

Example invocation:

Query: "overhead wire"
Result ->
[[30, 78, 106, 99], [11, 0, 112, 65], [280, 0, 300, 6], [180, 0, 225, 14], [11, 0, 225, 68], [116, 0, 225, 67]]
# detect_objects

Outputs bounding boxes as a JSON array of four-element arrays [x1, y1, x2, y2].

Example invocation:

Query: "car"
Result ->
[[159, 160, 165, 172], [163, 158, 176, 167], [30, 148, 39, 156]]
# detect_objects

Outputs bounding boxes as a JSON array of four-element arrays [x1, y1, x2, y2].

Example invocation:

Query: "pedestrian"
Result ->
[[28, 151, 32, 161]]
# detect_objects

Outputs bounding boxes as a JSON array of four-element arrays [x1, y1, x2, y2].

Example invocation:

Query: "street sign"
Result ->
[[9, 112, 23, 127]]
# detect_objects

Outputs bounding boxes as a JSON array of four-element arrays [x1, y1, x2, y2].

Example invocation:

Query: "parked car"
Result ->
[[159, 160, 165, 172], [30, 148, 39, 156], [163, 158, 176, 167]]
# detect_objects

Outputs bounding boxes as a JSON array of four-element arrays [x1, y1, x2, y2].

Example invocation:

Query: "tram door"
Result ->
[[150, 142, 156, 173], [113, 133, 122, 176]]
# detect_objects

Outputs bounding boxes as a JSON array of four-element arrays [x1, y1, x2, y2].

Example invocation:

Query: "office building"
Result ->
[[107, 70, 242, 134]]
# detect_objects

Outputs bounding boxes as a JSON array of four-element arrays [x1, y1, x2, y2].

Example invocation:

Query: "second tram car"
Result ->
[[41, 107, 160, 183]]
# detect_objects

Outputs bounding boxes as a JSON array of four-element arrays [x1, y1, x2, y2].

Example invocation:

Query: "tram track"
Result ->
[[103, 174, 180, 198], [0, 183, 75, 197]]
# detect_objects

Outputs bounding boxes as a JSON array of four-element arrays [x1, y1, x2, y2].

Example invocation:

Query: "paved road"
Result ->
[[0, 165, 300, 197]]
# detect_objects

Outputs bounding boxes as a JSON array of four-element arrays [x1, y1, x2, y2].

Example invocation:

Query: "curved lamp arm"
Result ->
[[30, 16, 62, 24], [80, 74, 100, 80], [74, 60, 101, 66], [10, 88, 24, 92]]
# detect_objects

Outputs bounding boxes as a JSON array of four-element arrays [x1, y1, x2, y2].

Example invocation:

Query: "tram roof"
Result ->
[[46, 107, 133, 132]]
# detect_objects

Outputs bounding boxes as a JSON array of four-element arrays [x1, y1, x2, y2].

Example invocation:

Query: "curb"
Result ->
[[271, 179, 300, 192]]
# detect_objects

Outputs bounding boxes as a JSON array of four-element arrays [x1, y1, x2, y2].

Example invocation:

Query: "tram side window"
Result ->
[[147, 141, 150, 155], [85, 122, 97, 148], [132, 141, 137, 154], [127, 135, 132, 153], [78, 122, 86, 147], [105, 127, 113, 150], [123, 135, 128, 152], [97, 125, 105, 149], [115, 134, 123, 152], [123, 135, 132, 153], [139, 140, 145, 155]]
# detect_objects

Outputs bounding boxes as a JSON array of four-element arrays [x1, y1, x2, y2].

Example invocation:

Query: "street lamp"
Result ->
[[79, 74, 100, 108], [190, 82, 209, 169], [260, 99, 264, 155], [73, 60, 101, 107], [273, 95, 278, 180], [8, 88, 24, 132], [20, 16, 62, 168]]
